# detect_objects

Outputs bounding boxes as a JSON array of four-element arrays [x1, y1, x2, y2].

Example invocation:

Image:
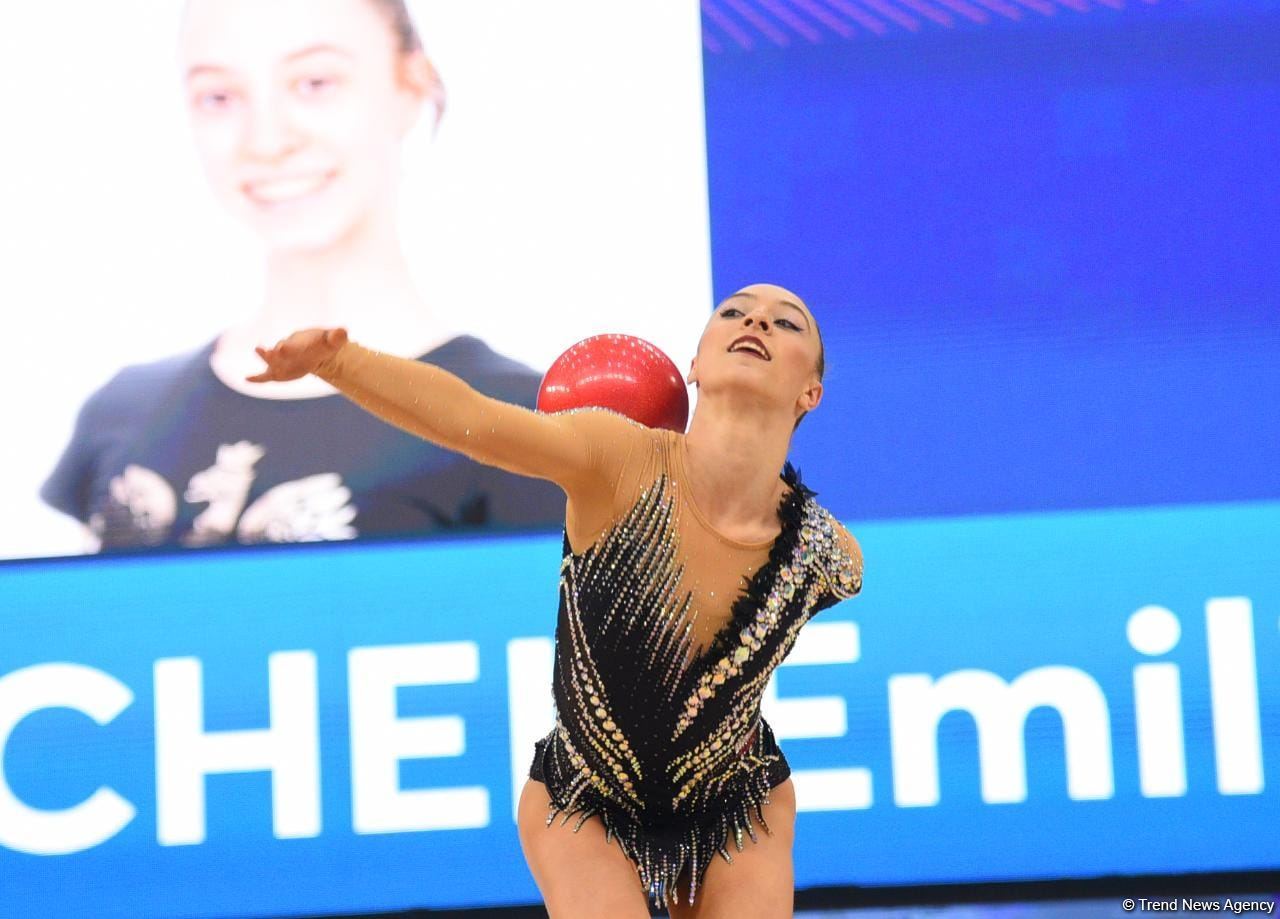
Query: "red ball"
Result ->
[[537, 334, 690, 432]]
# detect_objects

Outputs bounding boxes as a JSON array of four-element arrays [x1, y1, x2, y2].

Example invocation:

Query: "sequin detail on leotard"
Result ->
[[529, 461, 862, 910]]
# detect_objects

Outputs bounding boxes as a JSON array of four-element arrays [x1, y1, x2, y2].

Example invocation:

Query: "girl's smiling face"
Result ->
[[179, 0, 438, 252]]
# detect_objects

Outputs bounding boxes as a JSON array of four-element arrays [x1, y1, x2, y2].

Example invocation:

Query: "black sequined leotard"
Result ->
[[313, 341, 864, 910]]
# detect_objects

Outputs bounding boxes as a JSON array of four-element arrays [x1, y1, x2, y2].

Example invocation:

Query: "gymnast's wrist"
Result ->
[[313, 340, 353, 381]]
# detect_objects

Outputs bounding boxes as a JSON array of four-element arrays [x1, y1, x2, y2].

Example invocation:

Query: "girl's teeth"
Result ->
[[247, 175, 329, 203]]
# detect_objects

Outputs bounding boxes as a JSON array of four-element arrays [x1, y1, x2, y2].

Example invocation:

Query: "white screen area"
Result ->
[[0, 0, 713, 560]]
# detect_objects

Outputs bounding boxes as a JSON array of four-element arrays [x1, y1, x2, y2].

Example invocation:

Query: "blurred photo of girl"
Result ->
[[41, 0, 564, 550]]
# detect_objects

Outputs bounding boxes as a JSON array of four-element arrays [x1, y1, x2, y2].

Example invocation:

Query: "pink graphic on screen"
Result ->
[[701, 0, 1174, 51]]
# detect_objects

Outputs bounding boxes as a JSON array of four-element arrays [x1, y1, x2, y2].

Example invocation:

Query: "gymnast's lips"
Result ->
[[728, 335, 770, 360]]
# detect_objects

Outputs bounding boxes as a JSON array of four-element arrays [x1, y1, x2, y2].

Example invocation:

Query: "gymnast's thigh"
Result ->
[[668, 777, 797, 919], [516, 777, 651, 919]]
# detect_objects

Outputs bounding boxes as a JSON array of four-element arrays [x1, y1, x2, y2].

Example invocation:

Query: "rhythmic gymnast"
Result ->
[[248, 282, 864, 918]]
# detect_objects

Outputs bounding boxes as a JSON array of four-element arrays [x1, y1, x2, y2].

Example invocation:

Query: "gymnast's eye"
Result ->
[[719, 307, 743, 318], [776, 318, 801, 331]]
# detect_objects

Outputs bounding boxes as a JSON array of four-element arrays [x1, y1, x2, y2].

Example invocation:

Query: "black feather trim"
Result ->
[[689, 462, 815, 670]]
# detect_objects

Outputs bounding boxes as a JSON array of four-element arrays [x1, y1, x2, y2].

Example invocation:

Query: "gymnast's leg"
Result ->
[[517, 777, 652, 919], [667, 778, 797, 919]]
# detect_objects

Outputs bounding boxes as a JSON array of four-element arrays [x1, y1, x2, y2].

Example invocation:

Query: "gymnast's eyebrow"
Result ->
[[722, 292, 810, 327]]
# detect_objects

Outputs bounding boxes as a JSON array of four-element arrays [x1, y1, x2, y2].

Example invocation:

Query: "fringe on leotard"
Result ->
[[532, 719, 790, 910]]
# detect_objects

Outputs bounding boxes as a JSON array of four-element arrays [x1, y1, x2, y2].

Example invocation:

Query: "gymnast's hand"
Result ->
[[247, 327, 349, 383]]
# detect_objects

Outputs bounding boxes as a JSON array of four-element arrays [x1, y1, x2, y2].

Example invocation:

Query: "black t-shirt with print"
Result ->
[[41, 335, 566, 550]]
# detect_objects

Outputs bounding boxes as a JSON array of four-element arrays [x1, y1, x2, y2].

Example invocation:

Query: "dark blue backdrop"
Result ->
[[702, 1, 1280, 522]]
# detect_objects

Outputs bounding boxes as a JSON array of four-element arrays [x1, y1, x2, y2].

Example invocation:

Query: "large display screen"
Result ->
[[2, 0, 1278, 916], [702, 0, 1280, 524], [0, 0, 712, 561]]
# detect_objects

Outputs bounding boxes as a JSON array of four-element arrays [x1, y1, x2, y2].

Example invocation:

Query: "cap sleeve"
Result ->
[[39, 379, 119, 522], [811, 515, 864, 615]]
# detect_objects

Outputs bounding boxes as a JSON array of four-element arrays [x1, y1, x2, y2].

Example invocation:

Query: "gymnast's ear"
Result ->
[[797, 376, 822, 413]]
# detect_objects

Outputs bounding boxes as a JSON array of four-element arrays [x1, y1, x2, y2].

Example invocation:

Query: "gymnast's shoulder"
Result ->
[[821, 512, 864, 601]]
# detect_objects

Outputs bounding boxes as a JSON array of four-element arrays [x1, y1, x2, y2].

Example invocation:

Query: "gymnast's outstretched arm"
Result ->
[[247, 327, 649, 546]]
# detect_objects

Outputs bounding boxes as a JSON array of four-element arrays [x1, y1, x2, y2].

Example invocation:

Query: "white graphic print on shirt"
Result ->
[[95, 441, 357, 546], [95, 464, 177, 543], [184, 441, 265, 546], [237, 473, 356, 543]]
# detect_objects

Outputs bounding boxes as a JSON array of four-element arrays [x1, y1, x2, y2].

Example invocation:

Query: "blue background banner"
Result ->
[[2, 498, 1277, 917]]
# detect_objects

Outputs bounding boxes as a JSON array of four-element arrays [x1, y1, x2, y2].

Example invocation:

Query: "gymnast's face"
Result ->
[[689, 283, 824, 424], [179, 0, 439, 252]]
